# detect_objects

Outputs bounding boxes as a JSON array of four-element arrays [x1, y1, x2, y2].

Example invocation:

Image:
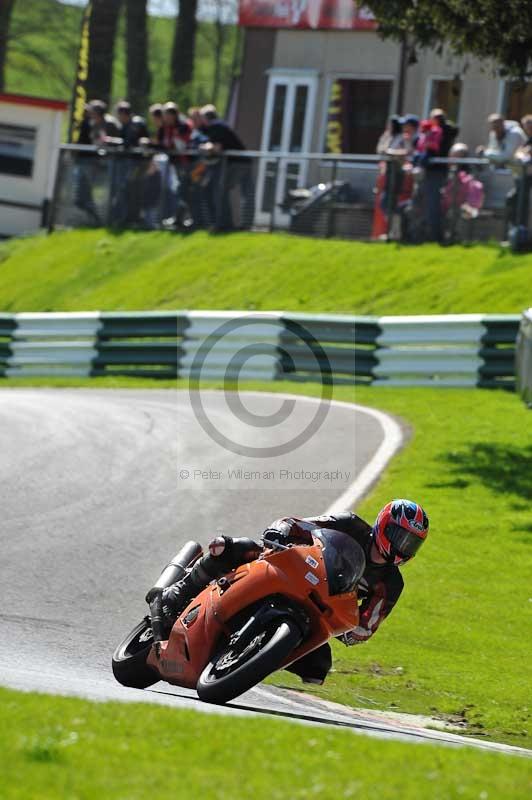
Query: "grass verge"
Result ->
[[0, 230, 530, 314], [1, 378, 531, 748], [1, 687, 530, 800]]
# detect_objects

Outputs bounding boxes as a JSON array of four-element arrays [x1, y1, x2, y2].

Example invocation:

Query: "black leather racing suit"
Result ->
[[163, 512, 404, 684]]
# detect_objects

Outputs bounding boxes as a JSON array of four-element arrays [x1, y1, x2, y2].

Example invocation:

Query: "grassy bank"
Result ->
[[0, 230, 530, 314], [1, 379, 530, 747], [1, 687, 529, 800]]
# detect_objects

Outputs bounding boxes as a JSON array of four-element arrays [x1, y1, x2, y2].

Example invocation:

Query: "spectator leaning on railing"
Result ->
[[157, 102, 192, 152], [477, 113, 527, 166], [199, 104, 255, 231], [87, 99, 120, 145], [115, 101, 150, 147]]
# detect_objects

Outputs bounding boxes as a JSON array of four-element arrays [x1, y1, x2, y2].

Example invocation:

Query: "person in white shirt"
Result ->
[[477, 113, 527, 166]]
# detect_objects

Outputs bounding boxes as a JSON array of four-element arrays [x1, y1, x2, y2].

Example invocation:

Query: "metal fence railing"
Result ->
[[48, 146, 532, 247], [0, 311, 520, 389]]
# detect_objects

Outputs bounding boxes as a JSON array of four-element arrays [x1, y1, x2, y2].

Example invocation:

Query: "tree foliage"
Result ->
[[0, 0, 16, 91], [364, 0, 532, 78]]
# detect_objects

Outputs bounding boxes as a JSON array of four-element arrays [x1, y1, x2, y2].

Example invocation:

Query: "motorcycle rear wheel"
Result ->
[[112, 617, 159, 689], [196, 617, 301, 705]]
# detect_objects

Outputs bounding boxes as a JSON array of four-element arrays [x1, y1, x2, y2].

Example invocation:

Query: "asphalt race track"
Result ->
[[0, 389, 528, 757]]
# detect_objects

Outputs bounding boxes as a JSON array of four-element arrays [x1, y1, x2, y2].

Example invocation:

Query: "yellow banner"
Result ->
[[68, 1, 92, 143], [326, 80, 343, 154]]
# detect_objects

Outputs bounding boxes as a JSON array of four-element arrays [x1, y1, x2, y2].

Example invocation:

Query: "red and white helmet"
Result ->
[[373, 499, 429, 566]]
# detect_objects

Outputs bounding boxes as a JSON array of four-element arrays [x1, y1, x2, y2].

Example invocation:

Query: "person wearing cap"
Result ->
[[477, 113, 527, 166], [401, 114, 420, 153]]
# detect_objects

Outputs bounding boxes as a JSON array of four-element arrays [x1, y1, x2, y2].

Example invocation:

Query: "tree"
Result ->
[[0, 0, 16, 91], [364, 0, 532, 79], [125, 0, 151, 113], [200, 0, 239, 106], [170, 0, 198, 102], [86, 0, 123, 105]]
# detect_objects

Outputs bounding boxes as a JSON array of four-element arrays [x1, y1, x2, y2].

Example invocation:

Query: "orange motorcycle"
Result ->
[[112, 530, 365, 704]]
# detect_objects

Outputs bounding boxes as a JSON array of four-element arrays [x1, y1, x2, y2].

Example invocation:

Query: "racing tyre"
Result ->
[[196, 617, 302, 705], [112, 618, 159, 689]]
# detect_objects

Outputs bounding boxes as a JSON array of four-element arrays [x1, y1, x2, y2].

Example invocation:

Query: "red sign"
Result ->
[[239, 1, 377, 30]]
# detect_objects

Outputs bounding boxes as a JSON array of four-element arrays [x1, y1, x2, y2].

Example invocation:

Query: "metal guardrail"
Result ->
[[516, 308, 532, 406], [0, 311, 520, 388], [48, 145, 531, 246]]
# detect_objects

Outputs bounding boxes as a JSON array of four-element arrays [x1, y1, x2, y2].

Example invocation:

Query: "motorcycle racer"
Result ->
[[159, 499, 429, 685]]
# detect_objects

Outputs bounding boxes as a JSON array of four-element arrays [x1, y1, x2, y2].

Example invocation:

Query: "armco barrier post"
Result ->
[[516, 309, 532, 406]]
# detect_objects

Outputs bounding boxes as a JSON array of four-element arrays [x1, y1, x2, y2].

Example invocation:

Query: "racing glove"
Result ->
[[262, 518, 313, 546]]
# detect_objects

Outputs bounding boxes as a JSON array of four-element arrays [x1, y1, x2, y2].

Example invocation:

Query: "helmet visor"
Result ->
[[385, 523, 425, 558]]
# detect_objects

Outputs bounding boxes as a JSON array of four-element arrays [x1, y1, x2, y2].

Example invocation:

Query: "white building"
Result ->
[[0, 92, 68, 237]]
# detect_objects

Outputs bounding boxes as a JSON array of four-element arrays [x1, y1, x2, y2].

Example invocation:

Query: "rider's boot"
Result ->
[[161, 536, 263, 628], [161, 558, 212, 620]]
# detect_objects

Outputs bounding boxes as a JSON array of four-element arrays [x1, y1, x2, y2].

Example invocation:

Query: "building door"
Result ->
[[256, 73, 317, 227]]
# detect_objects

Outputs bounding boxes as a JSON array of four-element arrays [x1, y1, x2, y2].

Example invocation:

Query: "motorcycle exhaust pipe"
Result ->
[[145, 540, 204, 604]]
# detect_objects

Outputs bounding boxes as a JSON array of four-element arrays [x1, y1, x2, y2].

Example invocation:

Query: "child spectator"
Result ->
[[442, 143, 484, 218], [416, 118, 443, 163]]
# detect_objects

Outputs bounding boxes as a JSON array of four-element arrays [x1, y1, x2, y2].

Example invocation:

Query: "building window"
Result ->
[[427, 78, 462, 123], [0, 123, 36, 178], [325, 78, 393, 154], [503, 80, 532, 122]]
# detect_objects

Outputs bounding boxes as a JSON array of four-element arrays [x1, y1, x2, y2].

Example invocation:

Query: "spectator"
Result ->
[[418, 107, 458, 241], [87, 99, 120, 145], [442, 142, 485, 220], [140, 155, 164, 230], [158, 102, 192, 152], [199, 103, 255, 230], [477, 113, 526, 166], [430, 108, 458, 158], [401, 114, 420, 154], [506, 114, 532, 236], [372, 114, 413, 239], [376, 115, 403, 155], [109, 101, 149, 225], [72, 104, 101, 225], [520, 113, 532, 149], [148, 103, 164, 143], [415, 118, 443, 163], [115, 100, 149, 147]]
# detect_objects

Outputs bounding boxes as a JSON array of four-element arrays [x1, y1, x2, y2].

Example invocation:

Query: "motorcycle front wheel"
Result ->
[[196, 617, 302, 705], [112, 617, 159, 689]]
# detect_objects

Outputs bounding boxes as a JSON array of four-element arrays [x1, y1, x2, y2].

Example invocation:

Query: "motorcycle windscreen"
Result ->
[[314, 529, 366, 595]]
